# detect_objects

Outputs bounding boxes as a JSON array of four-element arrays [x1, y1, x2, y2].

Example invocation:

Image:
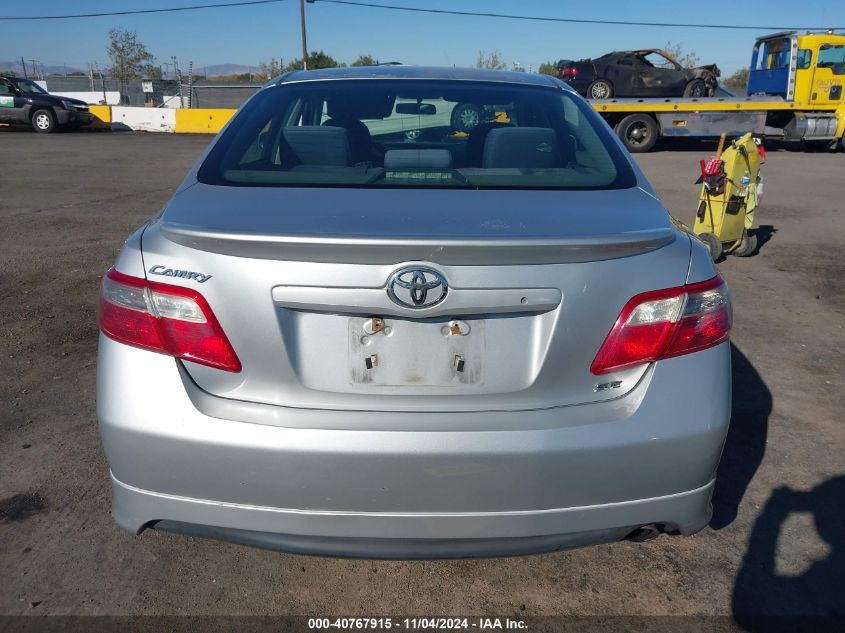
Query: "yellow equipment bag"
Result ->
[[693, 132, 763, 261]]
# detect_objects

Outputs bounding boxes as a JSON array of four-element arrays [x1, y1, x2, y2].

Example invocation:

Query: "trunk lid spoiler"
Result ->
[[158, 184, 676, 265]]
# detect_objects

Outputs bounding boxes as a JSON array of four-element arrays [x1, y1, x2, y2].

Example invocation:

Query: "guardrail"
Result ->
[[88, 106, 236, 134]]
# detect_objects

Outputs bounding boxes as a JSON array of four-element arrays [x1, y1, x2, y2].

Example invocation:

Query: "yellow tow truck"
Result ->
[[586, 31, 845, 152]]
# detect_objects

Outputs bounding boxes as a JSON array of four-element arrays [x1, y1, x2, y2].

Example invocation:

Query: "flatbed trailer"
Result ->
[[581, 31, 845, 152]]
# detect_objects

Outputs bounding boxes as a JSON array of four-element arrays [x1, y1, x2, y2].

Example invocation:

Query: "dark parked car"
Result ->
[[0, 76, 93, 133], [557, 50, 720, 100]]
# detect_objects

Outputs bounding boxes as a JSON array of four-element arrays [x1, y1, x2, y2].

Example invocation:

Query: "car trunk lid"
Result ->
[[140, 184, 690, 414]]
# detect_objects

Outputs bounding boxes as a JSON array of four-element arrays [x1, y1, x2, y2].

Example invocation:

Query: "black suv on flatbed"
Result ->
[[0, 76, 93, 133]]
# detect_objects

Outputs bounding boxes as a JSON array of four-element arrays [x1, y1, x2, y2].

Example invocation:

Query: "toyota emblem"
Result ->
[[387, 266, 448, 309]]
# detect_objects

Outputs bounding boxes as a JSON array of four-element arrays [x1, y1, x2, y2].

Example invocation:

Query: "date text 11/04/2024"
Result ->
[[307, 617, 528, 630]]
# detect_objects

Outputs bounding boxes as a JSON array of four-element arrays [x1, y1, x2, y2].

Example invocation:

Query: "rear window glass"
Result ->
[[198, 79, 637, 190]]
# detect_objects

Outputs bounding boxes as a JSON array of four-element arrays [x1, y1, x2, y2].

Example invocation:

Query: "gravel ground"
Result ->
[[0, 129, 843, 629]]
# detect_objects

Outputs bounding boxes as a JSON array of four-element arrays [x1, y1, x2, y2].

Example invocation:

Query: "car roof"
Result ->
[[5, 76, 39, 84], [272, 65, 566, 90], [600, 49, 666, 57]]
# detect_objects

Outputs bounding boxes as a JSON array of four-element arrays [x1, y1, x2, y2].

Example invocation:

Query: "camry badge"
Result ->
[[148, 265, 212, 283]]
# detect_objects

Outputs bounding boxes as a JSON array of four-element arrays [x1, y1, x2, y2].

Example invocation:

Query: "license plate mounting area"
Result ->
[[349, 316, 484, 387]]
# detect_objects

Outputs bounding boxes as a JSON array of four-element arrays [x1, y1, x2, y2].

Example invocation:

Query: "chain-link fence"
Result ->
[[38, 75, 262, 109], [180, 82, 262, 108]]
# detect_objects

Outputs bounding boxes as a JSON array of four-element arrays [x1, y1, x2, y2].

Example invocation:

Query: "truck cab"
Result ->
[[748, 31, 845, 107]]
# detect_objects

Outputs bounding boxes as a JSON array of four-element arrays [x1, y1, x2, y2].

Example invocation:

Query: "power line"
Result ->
[[1, 0, 842, 30], [0, 0, 290, 21], [319, 0, 844, 32]]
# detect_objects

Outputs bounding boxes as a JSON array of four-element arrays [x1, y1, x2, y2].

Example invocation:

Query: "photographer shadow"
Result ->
[[733, 476, 845, 632]]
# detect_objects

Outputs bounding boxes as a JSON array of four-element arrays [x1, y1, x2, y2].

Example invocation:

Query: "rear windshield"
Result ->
[[198, 79, 637, 190]]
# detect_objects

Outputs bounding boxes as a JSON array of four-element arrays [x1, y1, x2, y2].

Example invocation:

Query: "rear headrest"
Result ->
[[283, 126, 351, 166], [384, 149, 452, 170], [482, 127, 559, 169], [466, 121, 513, 167]]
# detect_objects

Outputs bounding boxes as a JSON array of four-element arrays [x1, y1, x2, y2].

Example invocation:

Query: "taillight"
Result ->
[[560, 67, 579, 77], [98, 267, 241, 372], [591, 276, 731, 375]]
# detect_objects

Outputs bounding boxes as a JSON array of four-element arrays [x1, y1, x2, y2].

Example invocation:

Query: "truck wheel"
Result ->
[[616, 114, 658, 153], [450, 103, 481, 133], [684, 79, 708, 98], [31, 109, 56, 133], [588, 80, 614, 100], [698, 232, 723, 262], [731, 229, 757, 257]]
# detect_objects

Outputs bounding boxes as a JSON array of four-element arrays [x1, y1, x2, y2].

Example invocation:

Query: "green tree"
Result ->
[[476, 50, 506, 70], [285, 50, 344, 71], [107, 27, 155, 103], [258, 58, 283, 80], [537, 61, 558, 76], [724, 68, 749, 92], [663, 42, 699, 68], [351, 54, 378, 67]]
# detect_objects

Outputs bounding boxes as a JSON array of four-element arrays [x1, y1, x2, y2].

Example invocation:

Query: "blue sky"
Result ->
[[1, 0, 842, 75]]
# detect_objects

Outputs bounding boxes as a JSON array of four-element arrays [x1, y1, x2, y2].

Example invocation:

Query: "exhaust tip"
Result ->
[[625, 523, 666, 542]]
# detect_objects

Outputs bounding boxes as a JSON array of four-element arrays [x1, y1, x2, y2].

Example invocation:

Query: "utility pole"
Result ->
[[21, 57, 28, 78], [299, 0, 309, 70]]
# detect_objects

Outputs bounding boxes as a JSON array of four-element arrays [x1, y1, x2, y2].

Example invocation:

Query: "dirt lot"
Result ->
[[1, 130, 843, 628]]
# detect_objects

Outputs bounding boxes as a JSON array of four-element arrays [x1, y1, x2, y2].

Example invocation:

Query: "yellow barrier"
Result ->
[[88, 105, 111, 126], [175, 109, 236, 134]]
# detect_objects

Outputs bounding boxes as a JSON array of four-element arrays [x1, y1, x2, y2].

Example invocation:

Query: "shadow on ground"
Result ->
[[717, 347, 845, 631], [733, 476, 845, 632], [710, 344, 771, 530], [750, 225, 777, 256]]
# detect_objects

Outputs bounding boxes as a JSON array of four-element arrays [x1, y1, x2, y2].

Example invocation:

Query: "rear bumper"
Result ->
[[113, 473, 714, 558], [97, 335, 731, 557]]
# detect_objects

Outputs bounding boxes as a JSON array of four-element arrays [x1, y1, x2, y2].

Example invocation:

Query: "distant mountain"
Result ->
[[0, 60, 85, 76]]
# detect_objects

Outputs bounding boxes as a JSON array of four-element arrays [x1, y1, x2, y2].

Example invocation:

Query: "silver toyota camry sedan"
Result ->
[[97, 66, 731, 558]]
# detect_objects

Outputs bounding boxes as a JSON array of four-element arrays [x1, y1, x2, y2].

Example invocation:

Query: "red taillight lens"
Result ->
[[98, 268, 241, 372], [560, 67, 579, 77], [591, 276, 731, 375]]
